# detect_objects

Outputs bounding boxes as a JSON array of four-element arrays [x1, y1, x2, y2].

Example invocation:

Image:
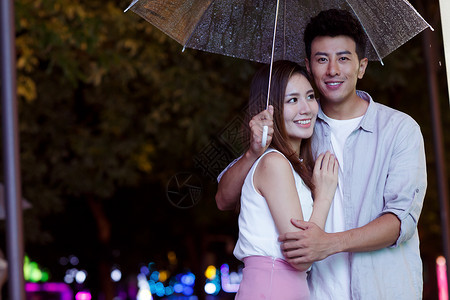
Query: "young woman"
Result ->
[[233, 60, 338, 300]]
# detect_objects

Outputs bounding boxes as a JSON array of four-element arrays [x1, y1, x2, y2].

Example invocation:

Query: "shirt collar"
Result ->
[[317, 90, 376, 133]]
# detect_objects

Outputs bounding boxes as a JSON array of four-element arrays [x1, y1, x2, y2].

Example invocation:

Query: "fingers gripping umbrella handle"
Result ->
[[261, 125, 268, 148]]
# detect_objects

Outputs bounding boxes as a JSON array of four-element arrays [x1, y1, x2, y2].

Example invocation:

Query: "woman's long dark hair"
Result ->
[[247, 60, 315, 190]]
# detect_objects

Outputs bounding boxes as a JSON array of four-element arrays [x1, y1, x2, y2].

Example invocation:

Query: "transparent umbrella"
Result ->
[[125, 0, 433, 146], [125, 0, 432, 66]]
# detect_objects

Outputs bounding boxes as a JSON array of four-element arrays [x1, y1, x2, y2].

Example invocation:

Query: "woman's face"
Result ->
[[283, 73, 318, 147]]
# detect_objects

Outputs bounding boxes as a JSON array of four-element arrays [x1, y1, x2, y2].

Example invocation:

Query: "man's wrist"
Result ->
[[328, 232, 346, 255], [244, 147, 262, 162]]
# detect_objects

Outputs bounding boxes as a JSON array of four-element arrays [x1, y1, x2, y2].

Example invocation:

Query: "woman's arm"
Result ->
[[254, 152, 338, 271], [253, 152, 308, 271]]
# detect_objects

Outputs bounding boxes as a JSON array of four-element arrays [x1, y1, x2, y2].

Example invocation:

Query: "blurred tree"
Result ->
[[9, 0, 256, 298]]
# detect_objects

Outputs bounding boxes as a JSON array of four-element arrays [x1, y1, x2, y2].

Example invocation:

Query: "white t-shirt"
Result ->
[[309, 115, 363, 300], [233, 148, 314, 261]]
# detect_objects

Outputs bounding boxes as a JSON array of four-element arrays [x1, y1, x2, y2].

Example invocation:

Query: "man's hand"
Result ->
[[279, 219, 336, 265], [248, 105, 274, 159]]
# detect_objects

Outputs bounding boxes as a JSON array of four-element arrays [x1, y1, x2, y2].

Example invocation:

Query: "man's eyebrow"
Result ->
[[313, 50, 352, 56]]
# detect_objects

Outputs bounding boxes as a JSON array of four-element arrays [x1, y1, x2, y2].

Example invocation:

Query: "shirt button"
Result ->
[[416, 189, 419, 193]]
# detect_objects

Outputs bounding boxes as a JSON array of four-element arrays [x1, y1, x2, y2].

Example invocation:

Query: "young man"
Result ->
[[216, 9, 427, 300]]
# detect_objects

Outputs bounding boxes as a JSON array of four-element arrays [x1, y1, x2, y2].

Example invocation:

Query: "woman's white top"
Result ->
[[233, 148, 314, 261]]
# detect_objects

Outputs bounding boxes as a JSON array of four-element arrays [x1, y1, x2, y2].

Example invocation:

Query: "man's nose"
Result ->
[[327, 60, 340, 76]]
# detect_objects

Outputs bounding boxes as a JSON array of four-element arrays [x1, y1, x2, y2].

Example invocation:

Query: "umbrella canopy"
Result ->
[[125, 0, 432, 65]]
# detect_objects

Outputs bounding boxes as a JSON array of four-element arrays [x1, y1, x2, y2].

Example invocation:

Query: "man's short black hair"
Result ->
[[304, 9, 367, 60]]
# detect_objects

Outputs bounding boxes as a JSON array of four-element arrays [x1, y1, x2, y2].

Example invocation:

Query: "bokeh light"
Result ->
[[158, 270, 169, 282], [140, 266, 150, 276], [204, 265, 216, 280], [69, 256, 79, 266], [181, 272, 195, 286], [167, 251, 177, 265], [75, 270, 87, 284], [150, 271, 159, 282], [173, 283, 183, 293], [436, 256, 448, 300], [204, 282, 217, 295], [111, 268, 122, 282], [75, 291, 91, 300], [64, 274, 74, 284], [183, 285, 194, 296], [136, 289, 153, 300]]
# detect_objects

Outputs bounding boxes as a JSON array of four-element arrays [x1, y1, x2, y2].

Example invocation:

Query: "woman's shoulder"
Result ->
[[257, 150, 292, 175], [253, 149, 298, 201]]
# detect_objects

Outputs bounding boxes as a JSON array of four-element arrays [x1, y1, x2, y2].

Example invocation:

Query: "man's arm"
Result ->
[[279, 118, 426, 266], [215, 106, 274, 210], [279, 213, 400, 264], [215, 151, 263, 210]]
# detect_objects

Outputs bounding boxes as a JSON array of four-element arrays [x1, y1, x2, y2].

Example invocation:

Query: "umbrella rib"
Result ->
[[282, 0, 286, 60], [401, 0, 434, 31], [344, 0, 385, 65], [266, 0, 281, 109], [182, 0, 216, 52], [123, 0, 139, 13]]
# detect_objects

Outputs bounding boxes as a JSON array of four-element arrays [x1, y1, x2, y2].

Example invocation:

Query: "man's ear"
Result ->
[[357, 58, 368, 79], [305, 58, 312, 75]]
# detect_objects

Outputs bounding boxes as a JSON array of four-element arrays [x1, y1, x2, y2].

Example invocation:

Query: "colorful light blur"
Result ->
[[150, 271, 159, 281], [181, 273, 195, 286], [137, 289, 153, 300], [158, 270, 169, 282], [69, 255, 79, 266], [25, 282, 73, 300], [64, 267, 88, 285], [75, 270, 87, 284], [75, 291, 92, 300], [168, 251, 178, 265], [137, 261, 199, 298], [136, 258, 243, 298], [111, 268, 122, 282], [204, 282, 218, 295], [437, 256, 449, 300], [204, 265, 220, 296], [204, 265, 216, 280], [220, 264, 240, 293], [23, 256, 50, 283]]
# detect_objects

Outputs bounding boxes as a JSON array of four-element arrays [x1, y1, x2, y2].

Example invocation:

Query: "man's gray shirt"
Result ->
[[310, 91, 427, 300]]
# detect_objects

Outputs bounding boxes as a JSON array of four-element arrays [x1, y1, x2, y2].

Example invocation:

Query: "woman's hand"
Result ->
[[312, 151, 338, 203], [247, 105, 274, 159]]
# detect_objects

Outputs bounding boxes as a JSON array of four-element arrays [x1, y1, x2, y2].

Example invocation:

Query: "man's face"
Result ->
[[305, 35, 368, 105]]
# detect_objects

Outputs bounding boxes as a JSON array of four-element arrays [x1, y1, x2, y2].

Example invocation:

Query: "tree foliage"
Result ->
[[9, 0, 257, 297], [13, 0, 255, 238]]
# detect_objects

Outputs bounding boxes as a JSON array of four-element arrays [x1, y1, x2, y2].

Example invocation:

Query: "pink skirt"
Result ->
[[235, 255, 310, 300]]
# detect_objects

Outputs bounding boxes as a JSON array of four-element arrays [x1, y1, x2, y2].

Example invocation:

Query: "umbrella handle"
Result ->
[[261, 125, 268, 148]]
